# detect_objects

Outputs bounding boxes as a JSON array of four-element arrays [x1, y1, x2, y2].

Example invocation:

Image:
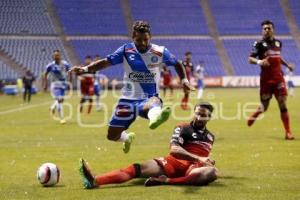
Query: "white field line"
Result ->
[[0, 101, 52, 115]]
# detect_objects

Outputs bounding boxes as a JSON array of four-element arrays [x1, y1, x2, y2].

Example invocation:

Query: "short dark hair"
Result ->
[[53, 49, 60, 53], [261, 20, 274, 28], [185, 51, 192, 56], [85, 55, 92, 59], [132, 21, 151, 34], [194, 102, 214, 113]]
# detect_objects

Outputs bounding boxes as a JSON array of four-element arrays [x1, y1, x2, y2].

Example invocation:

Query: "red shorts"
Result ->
[[80, 80, 94, 96], [154, 155, 204, 178], [260, 81, 287, 98], [163, 79, 171, 87]]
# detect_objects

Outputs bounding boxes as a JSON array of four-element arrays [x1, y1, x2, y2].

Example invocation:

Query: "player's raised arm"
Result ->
[[69, 58, 111, 75]]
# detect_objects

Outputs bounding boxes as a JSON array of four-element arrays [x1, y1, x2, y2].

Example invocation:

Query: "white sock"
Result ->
[[147, 106, 161, 121], [57, 103, 64, 119], [96, 96, 100, 108], [197, 89, 204, 99], [117, 131, 129, 142], [51, 100, 58, 111]]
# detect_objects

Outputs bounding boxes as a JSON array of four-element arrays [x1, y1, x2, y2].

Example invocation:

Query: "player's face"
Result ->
[[185, 54, 192, 61], [192, 107, 210, 128], [262, 24, 274, 39], [133, 32, 151, 53], [85, 58, 92, 65], [52, 52, 61, 63]]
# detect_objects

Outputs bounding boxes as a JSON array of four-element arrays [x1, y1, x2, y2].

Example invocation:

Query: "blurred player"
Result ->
[[248, 20, 294, 140], [22, 70, 35, 103], [44, 50, 71, 124], [79, 55, 94, 114], [181, 51, 194, 110], [79, 102, 217, 189], [194, 61, 205, 99], [285, 68, 295, 97], [93, 55, 103, 111], [70, 21, 194, 153], [161, 65, 173, 98]]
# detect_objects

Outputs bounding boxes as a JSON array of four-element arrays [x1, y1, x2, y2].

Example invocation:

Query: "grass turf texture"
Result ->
[[0, 88, 299, 200]]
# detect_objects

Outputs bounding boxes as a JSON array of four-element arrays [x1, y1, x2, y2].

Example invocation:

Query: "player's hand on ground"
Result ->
[[68, 66, 86, 75]]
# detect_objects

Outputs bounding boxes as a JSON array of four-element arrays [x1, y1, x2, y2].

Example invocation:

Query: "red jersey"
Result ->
[[162, 68, 172, 85], [250, 38, 284, 84], [182, 60, 194, 80]]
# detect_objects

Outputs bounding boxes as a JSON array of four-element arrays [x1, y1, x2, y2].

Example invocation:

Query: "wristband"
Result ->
[[256, 60, 263, 66], [181, 78, 189, 85], [82, 66, 89, 72]]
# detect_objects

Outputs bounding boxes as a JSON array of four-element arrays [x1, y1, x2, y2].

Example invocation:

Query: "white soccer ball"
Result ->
[[37, 163, 60, 186]]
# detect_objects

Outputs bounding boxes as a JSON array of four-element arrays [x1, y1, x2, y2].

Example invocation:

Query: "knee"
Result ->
[[194, 167, 218, 186], [107, 127, 121, 141]]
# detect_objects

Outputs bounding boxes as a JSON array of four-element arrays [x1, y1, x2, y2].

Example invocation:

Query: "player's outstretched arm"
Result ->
[[69, 58, 111, 75], [174, 61, 195, 91], [248, 56, 270, 67]]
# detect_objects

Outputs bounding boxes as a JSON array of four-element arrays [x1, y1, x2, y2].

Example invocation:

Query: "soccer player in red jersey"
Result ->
[[79, 102, 217, 189], [181, 51, 194, 110], [79, 55, 95, 114], [161, 65, 173, 97], [248, 20, 294, 140]]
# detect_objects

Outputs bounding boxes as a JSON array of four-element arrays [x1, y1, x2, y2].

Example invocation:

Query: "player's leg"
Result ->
[[181, 91, 189, 110], [23, 87, 27, 102], [146, 166, 218, 186], [87, 98, 93, 114], [94, 85, 101, 111], [108, 99, 136, 153], [141, 96, 171, 129], [57, 97, 65, 124], [79, 96, 86, 113], [163, 86, 166, 97], [197, 80, 204, 99], [247, 93, 271, 127], [275, 95, 294, 140], [79, 159, 163, 189], [27, 86, 32, 102], [50, 87, 59, 116]]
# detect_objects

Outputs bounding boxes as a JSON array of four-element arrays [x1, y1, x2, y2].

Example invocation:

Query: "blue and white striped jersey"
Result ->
[[107, 42, 177, 99]]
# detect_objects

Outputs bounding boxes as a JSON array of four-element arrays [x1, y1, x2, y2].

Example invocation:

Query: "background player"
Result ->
[[79, 102, 217, 189], [247, 20, 294, 140], [181, 51, 194, 110], [285, 67, 295, 97], [79, 55, 94, 114], [44, 50, 71, 124], [161, 65, 173, 98], [70, 21, 194, 153], [22, 70, 35, 103], [194, 60, 205, 99]]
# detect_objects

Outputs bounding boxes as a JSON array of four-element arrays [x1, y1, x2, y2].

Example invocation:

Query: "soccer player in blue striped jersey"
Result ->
[[70, 21, 195, 153], [44, 50, 71, 124]]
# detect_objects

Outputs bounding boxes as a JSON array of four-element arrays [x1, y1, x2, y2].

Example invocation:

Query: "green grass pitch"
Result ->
[[0, 88, 299, 200]]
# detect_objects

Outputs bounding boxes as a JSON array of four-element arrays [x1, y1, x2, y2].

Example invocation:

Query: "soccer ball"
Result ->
[[37, 163, 60, 186]]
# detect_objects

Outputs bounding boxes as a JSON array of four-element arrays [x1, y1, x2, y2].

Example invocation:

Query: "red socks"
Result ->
[[95, 165, 138, 186], [280, 111, 291, 134]]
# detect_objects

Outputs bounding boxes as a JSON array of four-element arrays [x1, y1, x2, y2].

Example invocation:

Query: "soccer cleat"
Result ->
[[79, 158, 97, 189], [247, 118, 255, 127], [285, 133, 295, 140], [123, 132, 136, 154], [60, 119, 66, 124], [149, 107, 171, 129]]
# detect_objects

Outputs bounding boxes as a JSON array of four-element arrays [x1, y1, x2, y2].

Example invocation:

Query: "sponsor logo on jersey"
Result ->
[[151, 56, 159, 63], [275, 41, 280, 47], [263, 42, 267, 47], [128, 71, 156, 83]]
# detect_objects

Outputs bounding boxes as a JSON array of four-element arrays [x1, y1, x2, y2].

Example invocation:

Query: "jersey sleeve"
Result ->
[[106, 45, 125, 65], [63, 61, 71, 71], [249, 41, 259, 57], [163, 48, 177, 66], [170, 126, 185, 146], [45, 63, 52, 73]]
